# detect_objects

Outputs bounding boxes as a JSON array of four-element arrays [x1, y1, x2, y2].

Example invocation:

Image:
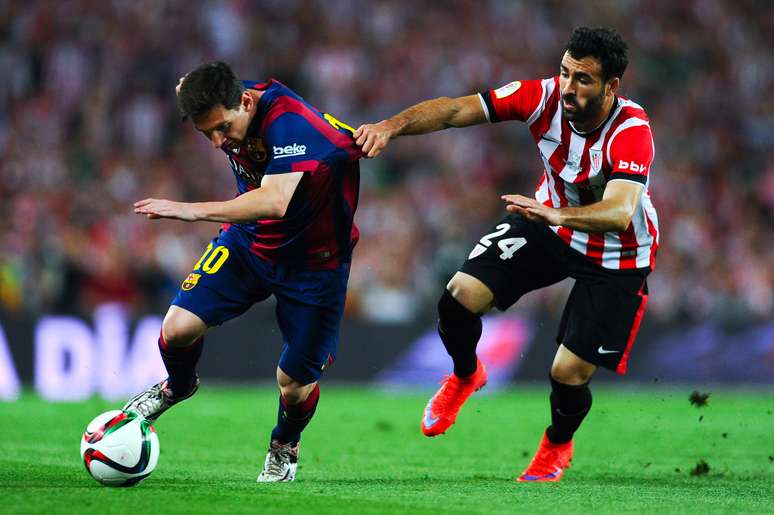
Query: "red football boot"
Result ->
[[516, 431, 574, 482], [420, 359, 488, 437]]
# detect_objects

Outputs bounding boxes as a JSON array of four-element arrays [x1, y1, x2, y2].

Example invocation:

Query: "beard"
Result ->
[[562, 88, 606, 124]]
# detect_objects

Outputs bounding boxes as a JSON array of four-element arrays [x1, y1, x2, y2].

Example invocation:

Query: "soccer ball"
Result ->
[[80, 410, 160, 487]]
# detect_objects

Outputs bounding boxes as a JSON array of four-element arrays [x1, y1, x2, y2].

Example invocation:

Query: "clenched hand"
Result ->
[[354, 120, 397, 158]]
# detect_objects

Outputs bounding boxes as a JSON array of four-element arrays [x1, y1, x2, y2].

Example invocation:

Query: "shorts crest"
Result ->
[[181, 273, 201, 291]]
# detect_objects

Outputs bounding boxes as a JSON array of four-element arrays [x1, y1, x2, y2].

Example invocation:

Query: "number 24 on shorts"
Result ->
[[468, 223, 526, 260]]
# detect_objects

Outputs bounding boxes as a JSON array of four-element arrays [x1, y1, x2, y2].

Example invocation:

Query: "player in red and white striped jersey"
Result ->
[[485, 76, 659, 270], [356, 27, 658, 482]]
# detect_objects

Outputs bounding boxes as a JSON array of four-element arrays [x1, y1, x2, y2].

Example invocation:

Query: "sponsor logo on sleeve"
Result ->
[[494, 81, 521, 99], [617, 160, 647, 174], [273, 143, 307, 159]]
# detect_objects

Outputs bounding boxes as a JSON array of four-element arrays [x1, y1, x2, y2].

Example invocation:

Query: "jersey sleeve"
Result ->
[[478, 79, 544, 123], [607, 124, 654, 185], [264, 113, 334, 174]]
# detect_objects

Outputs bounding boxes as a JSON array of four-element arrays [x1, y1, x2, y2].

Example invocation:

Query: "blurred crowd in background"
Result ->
[[1, 0, 772, 325]]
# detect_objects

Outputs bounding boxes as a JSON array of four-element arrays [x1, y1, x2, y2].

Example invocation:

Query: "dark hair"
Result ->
[[565, 27, 628, 81], [177, 61, 245, 120]]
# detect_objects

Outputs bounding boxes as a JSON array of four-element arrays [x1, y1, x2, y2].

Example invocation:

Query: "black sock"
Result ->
[[437, 290, 482, 378], [158, 333, 203, 396], [546, 375, 592, 444], [271, 384, 320, 445]]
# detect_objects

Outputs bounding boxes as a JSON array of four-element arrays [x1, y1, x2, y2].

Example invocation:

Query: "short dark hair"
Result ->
[[565, 27, 628, 82], [178, 61, 245, 121]]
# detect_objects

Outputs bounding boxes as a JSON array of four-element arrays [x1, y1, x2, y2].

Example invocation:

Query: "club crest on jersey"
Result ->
[[181, 273, 201, 291], [494, 81, 521, 99], [589, 149, 603, 173], [246, 137, 267, 162]]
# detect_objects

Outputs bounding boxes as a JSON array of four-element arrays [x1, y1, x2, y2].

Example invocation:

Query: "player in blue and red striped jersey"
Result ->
[[123, 62, 362, 482]]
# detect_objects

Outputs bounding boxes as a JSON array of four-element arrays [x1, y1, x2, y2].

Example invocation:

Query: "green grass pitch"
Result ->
[[1, 386, 773, 514]]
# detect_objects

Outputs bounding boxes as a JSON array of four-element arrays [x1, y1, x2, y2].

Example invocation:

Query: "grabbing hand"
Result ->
[[134, 198, 199, 222], [353, 120, 397, 158], [501, 194, 563, 226]]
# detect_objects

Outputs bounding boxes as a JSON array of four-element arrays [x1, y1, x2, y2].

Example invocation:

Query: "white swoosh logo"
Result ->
[[423, 403, 439, 427], [597, 346, 620, 354]]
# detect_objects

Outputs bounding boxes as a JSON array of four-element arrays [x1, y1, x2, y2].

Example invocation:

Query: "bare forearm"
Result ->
[[355, 95, 484, 158], [194, 189, 284, 223], [390, 97, 471, 135], [558, 199, 634, 233], [503, 182, 641, 233]]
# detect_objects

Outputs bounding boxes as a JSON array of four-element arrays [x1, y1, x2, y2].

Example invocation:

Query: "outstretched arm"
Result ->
[[501, 180, 644, 233], [354, 94, 487, 158], [134, 172, 304, 223]]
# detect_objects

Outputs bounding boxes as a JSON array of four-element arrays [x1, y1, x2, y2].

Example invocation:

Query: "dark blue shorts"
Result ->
[[171, 230, 350, 385]]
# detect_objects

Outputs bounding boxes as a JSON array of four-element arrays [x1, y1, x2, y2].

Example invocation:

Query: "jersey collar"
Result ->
[[244, 79, 277, 138], [567, 97, 619, 136]]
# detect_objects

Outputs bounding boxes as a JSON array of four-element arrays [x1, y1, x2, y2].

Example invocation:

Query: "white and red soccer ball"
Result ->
[[80, 410, 159, 487]]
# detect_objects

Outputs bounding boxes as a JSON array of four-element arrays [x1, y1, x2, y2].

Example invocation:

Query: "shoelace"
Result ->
[[265, 446, 293, 476], [132, 385, 167, 415]]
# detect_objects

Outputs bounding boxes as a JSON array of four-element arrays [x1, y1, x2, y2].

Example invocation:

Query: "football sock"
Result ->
[[437, 289, 483, 378], [546, 375, 592, 444], [158, 332, 203, 397], [271, 384, 320, 446]]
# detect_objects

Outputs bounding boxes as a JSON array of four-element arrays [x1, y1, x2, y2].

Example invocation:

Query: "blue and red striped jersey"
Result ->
[[221, 79, 362, 270]]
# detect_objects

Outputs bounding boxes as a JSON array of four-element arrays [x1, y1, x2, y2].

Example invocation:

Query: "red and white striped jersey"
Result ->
[[479, 77, 659, 270]]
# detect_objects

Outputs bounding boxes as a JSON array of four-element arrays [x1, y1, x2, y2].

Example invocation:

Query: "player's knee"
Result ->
[[550, 361, 593, 385], [279, 382, 315, 405], [445, 274, 492, 315], [161, 311, 205, 348]]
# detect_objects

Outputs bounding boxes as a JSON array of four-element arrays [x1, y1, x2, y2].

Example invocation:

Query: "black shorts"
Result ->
[[459, 214, 649, 374]]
